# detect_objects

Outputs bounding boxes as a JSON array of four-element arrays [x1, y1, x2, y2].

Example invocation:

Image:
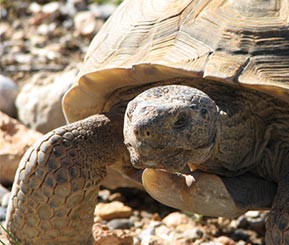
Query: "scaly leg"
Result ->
[[265, 173, 289, 245], [5, 113, 129, 244]]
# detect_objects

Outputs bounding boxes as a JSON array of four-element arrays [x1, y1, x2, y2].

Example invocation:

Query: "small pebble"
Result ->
[[214, 236, 235, 245], [162, 212, 190, 227], [98, 189, 111, 202], [138, 224, 158, 240], [182, 227, 204, 240], [107, 218, 134, 230], [42, 2, 61, 15], [95, 201, 133, 220], [0, 75, 18, 117], [74, 11, 103, 37], [1, 193, 11, 208], [140, 234, 166, 245], [0, 185, 9, 203], [0, 207, 7, 221], [245, 211, 261, 218]]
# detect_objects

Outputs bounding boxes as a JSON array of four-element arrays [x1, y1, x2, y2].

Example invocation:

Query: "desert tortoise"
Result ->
[[5, 0, 289, 244]]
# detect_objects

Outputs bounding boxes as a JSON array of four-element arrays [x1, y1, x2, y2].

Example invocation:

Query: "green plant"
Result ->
[[0, 224, 20, 245]]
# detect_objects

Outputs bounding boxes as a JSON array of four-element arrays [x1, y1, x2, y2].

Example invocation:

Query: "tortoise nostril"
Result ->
[[133, 128, 151, 138]]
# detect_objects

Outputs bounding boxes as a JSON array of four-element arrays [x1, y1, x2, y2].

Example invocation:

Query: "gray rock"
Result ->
[[106, 218, 133, 229], [1, 192, 10, 208], [0, 207, 6, 221], [138, 221, 162, 241], [0, 185, 9, 204], [0, 75, 18, 117], [16, 67, 78, 133], [181, 228, 203, 240], [88, 3, 117, 20]]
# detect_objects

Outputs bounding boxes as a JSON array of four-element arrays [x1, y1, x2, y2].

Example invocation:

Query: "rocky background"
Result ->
[[0, 0, 267, 244]]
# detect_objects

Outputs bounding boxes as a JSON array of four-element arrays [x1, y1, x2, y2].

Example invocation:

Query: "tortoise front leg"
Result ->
[[265, 173, 289, 245], [5, 113, 129, 244]]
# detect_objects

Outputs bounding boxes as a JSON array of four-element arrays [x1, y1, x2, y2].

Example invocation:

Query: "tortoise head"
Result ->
[[124, 85, 219, 172]]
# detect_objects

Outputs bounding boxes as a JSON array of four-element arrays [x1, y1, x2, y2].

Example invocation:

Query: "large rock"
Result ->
[[16, 67, 78, 133], [74, 11, 104, 37], [95, 201, 133, 221], [0, 111, 42, 185], [0, 75, 18, 117]]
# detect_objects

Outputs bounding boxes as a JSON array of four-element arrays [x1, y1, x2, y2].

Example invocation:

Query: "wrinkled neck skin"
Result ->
[[199, 104, 266, 177]]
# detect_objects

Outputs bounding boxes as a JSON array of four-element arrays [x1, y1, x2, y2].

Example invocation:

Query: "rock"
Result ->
[[140, 234, 166, 245], [0, 111, 42, 185], [214, 236, 235, 245], [138, 221, 162, 241], [97, 4, 117, 19], [95, 201, 133, 220], [16, 68, 78, 133], [0, 207, 6, 221], [98, 189, 111, 202], [108, 192, 124, 202], [29, 2, 42, 14], [200, 242, 222, 245], [37, 22, 57, 36], [0, 75, 18, 117], [42, 2, 61, 15], [14, 53, 33, 64], [74, 11, 104, 37], [245, 211, 261, 218], [92, 223, 133, 245], [88, 3, 117, 20], [162, 212, 190, 227], [154, 225, 171, 240], [178, 227, 203, 241], [106, 218, 133, 230], [1, 192, 10, 208], [0, 185, 9, 202], [0, 22, 10, 39]]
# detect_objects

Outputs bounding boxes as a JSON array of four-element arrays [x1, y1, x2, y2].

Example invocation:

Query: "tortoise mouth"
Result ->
[[128, 146, 188, 173], [130, 164, 195, 185]]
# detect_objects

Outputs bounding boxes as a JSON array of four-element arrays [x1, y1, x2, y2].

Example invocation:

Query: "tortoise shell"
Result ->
[[63, 0, 289, 123]]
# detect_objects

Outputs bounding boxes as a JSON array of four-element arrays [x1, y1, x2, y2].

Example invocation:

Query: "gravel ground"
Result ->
[[0, 1, 268, 244]]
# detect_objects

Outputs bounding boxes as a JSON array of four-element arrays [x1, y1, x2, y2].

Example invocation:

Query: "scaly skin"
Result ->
[[5, 113, 129, 244], [264, 143, 289, 245]]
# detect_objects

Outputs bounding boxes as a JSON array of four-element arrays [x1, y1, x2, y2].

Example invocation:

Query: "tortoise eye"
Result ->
[[200, 108, 208, 118], [190, 104, 198, 110], [174, 114, 188, 129]]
